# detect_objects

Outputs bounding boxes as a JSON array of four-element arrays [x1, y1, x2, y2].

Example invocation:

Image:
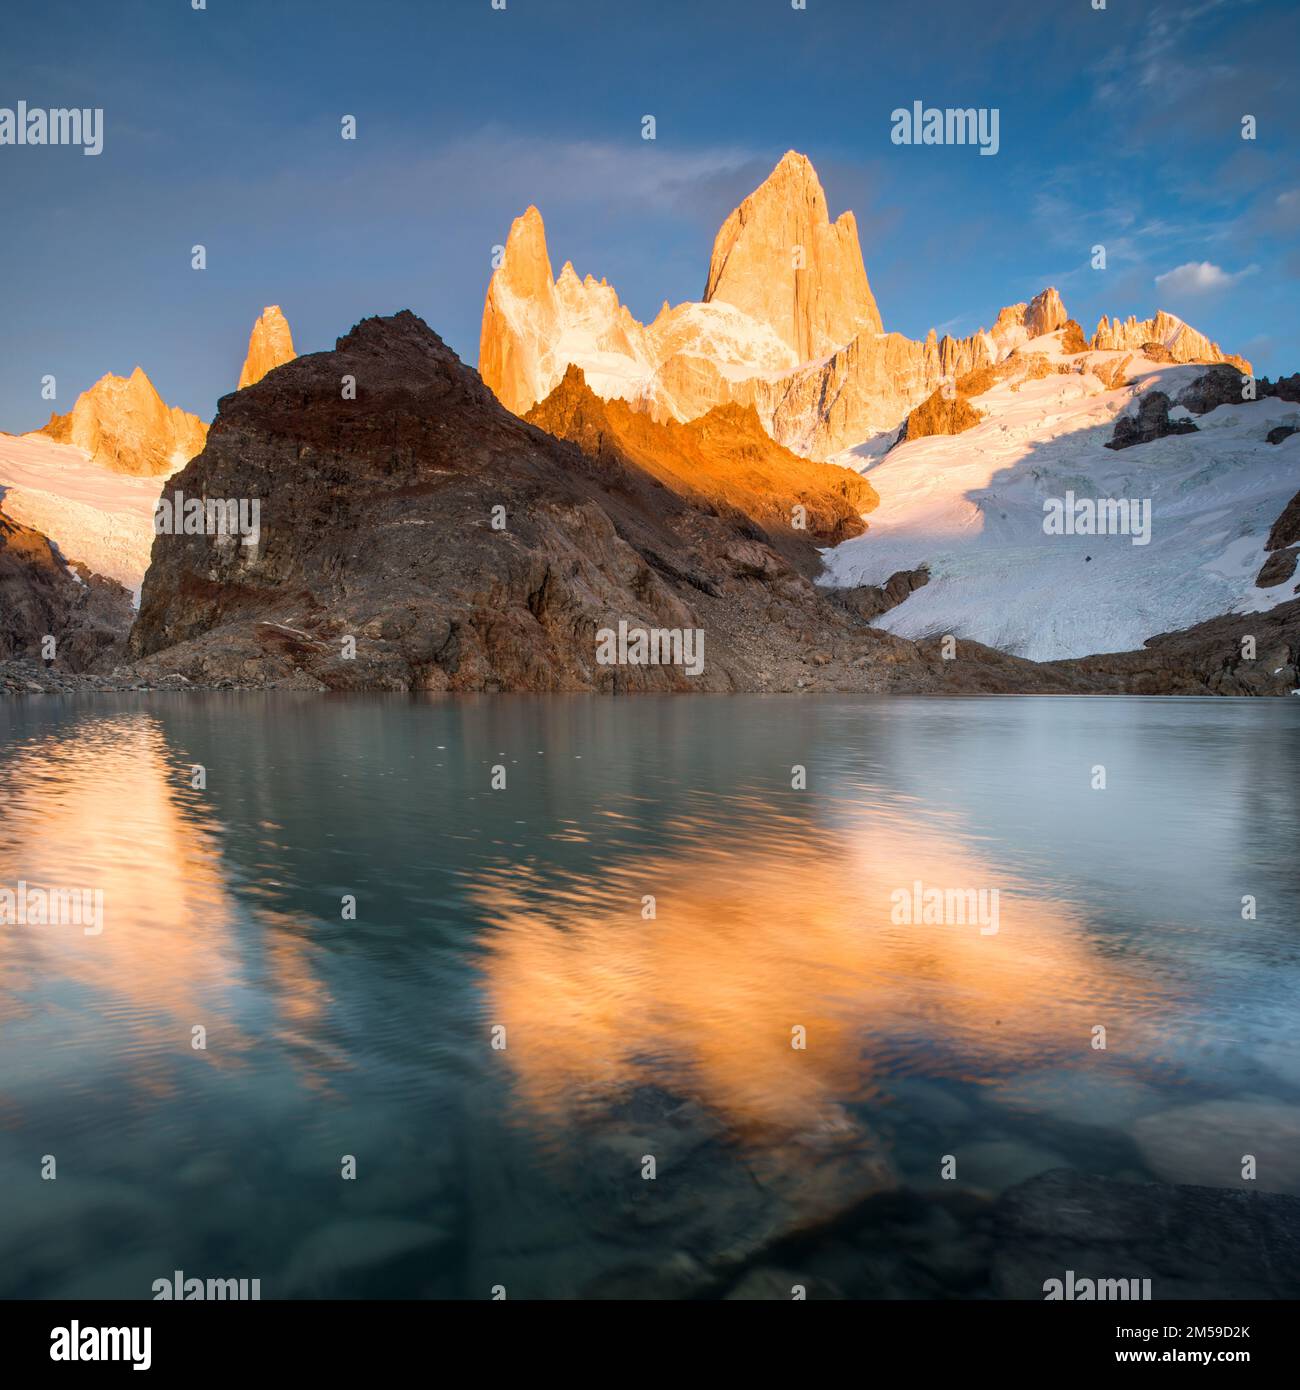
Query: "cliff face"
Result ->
[[478, 152, 1252, 460], [128, 312, 927, 692], [238, 305, 296, 389], [39, 366, 207, 476], [702, 150, 883, 360]]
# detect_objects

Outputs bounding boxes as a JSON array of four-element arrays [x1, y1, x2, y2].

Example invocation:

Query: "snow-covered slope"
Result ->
[[0, 432, 169, 597], [821, 346, 1300, 661]]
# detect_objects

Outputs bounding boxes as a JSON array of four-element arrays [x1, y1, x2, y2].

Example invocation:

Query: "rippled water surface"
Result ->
[[1, 695, 1298, 1298]]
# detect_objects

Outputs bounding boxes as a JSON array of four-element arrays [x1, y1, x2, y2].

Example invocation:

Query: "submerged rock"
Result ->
[[1132, 1098, 1300, 1194], [993, 1168, 1300, 1299], [724, 1266, 842, 1299], [278, 1217, 453, 1297]]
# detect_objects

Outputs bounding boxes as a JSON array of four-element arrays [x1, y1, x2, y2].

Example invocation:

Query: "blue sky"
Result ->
[[1, 0, 1297, 430]]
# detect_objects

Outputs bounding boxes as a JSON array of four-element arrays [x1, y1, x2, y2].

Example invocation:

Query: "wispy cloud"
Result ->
[[1090, 0, 1245, 109]]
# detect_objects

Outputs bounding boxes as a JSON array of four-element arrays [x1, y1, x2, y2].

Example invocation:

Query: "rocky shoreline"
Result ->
[[0, 660, 247, 695]]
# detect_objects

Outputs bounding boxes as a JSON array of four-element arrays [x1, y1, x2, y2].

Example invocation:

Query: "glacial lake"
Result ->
[[1, 694, 1298, 1298]]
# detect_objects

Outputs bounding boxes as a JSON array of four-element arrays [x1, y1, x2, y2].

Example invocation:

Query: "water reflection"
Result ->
[[0, 694, 1298, 1298], [474, 796, 1159, 1153], [0, 711, 327, 1101]]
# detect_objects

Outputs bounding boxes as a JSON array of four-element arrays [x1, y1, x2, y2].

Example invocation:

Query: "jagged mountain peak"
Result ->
[[497, 204, 556, 300], [988, 287, 1070, 350], [238, 304, 296, 389], [1090, 309, 1250, 373], [703, 151, 883, 360], [36, 366, 206, 477], [477, 155, 1255, 461]]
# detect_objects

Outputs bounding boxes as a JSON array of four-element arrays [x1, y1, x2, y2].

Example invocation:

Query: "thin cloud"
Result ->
[[1153, 260, 1259, 295]]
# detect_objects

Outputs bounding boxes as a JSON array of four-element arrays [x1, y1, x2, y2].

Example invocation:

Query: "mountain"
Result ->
[[1, 311, 291, 594], [524, 364, 877, 574], [0, 429, 175, 594], [114, 309, 1297, 697], [129, 312, 917, 691], [1091, 310, 1249, 371], [238, 305, 296, 389], [129, 309, 1118, 694], [36, 366, 207, 476], [479, 152, 1250, 460], [822, 340, 1300, 662], [702, 150, 882, 361]]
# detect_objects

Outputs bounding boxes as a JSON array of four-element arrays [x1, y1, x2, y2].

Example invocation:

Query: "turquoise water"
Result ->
[[1, 694, 1298, 1298]]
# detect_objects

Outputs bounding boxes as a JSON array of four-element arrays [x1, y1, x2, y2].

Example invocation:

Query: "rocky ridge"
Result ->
[[92, 312, 1295, 697], [524, 364, 878, 575], [479, 151, 1249, 460]]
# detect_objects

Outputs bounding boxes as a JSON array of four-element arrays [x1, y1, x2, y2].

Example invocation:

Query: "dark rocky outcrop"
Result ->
[[1259, 372, 1300, 403], [1176, 364, 1300, 416], [832, 566, 930, 622], [1267, 425, 1298, 445], [1058, 598, 1299, 694], [0, 503, 132, 672], [1105, 390, 1198, 449], [1265, 489, 1300, 552], [127, 312, 926, 693], [1174, 363, 1243, 415], [993, 1169, 1300, 1300], [1254, 488, 1300, 590], [1256, 548, 1299, 589]]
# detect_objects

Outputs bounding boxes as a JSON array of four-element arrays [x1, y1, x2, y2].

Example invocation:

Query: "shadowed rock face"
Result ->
[[0, 503, 132, 671], [1266, 489, 1300, 552], [1105, 390, 1198, 450], [1058, 598, 1300, 694], [1256, 488, 1300, 591], [834, 567, 930, 622]]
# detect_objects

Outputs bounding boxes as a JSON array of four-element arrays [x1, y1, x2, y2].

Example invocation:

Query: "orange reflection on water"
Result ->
[[0, 714, 321, 1093], [474, 799, 1158, 1151]]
